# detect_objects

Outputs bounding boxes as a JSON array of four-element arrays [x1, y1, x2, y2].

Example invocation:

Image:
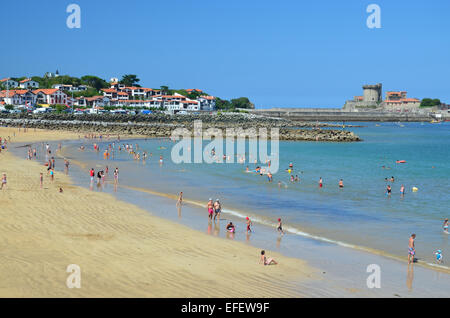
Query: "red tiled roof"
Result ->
[[102, 88, 116, 93], [19, 78, 33, 83], [33, 89, 60, 95]]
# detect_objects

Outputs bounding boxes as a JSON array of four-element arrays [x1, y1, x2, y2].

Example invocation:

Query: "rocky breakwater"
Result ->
[[0, 113, 361, 142]]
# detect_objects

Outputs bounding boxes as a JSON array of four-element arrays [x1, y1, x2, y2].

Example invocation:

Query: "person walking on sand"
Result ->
[[277, 218, 285, 235], [1, 173, 7, 190], [259, 250, 277, 265], [40, 173, 43, 189], [213, 199, 221, 221], [50, 169, 54, 182], [207, 198, 214, 220], [408, 234, 416, 264]]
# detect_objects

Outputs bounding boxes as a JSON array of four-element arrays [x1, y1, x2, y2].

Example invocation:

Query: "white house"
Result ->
[[0, 78, 19, 88], [198, 95, 216, 111], [52, 84, 89, 92], [19, 78, 39, 89], [0, 90, 36, 106], [33, 89, 68, 105]]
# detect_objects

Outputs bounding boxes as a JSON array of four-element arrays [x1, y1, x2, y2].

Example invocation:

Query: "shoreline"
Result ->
[[58, 145, 450, 276], [3, 127, 450, 297], [0, 127, 315, 297]]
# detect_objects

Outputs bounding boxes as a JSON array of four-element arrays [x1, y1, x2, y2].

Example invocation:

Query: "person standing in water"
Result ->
[[400, 184, 405, 196], [386, 185, 392, 196], [277, 218, 285, 235], [319, 177, 323, 188], [408, 234, 416, 264], [207, 198, 214, 220], [213, 199, 221, 221], [177, 192, 183, 206], [246, 217, 252, 233], [443, 218, 449, 234], [338, 179, 344, 188]]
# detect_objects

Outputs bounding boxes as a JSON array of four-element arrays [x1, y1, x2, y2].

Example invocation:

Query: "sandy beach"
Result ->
[[0, 127, 314, 297]]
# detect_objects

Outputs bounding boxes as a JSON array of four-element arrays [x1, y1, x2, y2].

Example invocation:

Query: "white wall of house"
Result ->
[[1, 79, 19, 88], [20, 80, 39, 89]]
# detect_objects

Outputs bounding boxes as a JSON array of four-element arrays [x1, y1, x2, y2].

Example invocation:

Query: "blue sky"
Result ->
[[1, 0, 449, 108]]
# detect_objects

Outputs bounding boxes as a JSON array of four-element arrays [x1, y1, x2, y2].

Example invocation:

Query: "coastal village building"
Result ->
[[33, 89, 68, 105], [0, 90, 36, 106], [198, 95, 216, 111], [0, 78, 19, 88], [19, 78, 39, 89], [384, 91, 420, 110], [52, 84, 89, 92]]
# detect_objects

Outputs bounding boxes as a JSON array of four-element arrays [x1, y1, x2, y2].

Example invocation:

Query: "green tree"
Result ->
[[80, 75, 109, 90], [120, 74, 140, 87], [420, 98, 441, 107], [231, 97, 253, 109]]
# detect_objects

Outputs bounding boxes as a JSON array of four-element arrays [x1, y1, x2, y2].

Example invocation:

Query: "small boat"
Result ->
[[396, 160, 406, 164]]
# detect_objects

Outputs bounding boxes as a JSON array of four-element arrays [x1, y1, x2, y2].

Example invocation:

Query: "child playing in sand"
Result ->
[[260, 250, 277, 265]]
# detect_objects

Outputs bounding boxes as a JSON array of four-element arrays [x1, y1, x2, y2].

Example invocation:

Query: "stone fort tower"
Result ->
[[362, 83, 382, 103]]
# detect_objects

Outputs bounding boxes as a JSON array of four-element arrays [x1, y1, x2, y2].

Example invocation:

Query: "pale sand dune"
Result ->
[[0, 127, 315, 297]]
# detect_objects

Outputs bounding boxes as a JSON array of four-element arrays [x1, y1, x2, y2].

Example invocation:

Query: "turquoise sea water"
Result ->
[[28, 122, 450, 267]]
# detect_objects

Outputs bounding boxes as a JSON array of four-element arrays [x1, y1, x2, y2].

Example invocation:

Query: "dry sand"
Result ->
[[0, 127, 315, 297]]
